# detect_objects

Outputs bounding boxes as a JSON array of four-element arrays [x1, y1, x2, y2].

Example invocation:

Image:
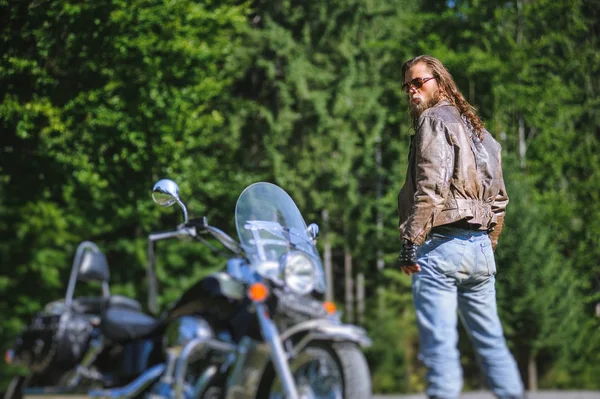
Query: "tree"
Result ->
[[0, 0, 250, 385]]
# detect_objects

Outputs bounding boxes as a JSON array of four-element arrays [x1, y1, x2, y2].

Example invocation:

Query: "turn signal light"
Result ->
[[323, 301, 337, 314], [248, 282, 269, 302]]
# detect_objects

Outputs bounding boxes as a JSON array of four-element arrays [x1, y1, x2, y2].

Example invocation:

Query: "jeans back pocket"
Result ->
[[425, 236, 466, 275]]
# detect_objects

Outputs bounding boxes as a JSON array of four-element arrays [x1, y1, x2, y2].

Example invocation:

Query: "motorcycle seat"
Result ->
[[100, 306, 160, 342], [71, 295, 142, 314], [108, 295, 143, 311]]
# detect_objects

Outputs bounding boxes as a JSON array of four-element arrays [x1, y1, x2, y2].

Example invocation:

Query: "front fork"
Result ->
[[255, 303, 299, 399]]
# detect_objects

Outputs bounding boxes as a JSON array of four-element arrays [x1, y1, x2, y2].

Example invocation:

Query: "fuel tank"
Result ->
[[165, 271, 245, 323]]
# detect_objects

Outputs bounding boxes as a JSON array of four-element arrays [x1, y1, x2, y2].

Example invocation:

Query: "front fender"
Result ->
[[280, 318, 372, 354], [239, 319, 371, 399]]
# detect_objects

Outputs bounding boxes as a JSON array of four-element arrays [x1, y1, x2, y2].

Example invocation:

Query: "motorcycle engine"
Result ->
[[164, 316, 214, 355]]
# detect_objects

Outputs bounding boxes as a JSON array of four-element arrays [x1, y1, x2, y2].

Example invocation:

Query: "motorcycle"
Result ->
[[4, 179, 372, 399]]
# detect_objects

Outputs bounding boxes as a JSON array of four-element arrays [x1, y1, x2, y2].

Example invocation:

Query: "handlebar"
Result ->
[[148, 226, 197, 242], [146, 226, 196, 315], [145, 219, 243, 314], [204, 225, 243, 256]]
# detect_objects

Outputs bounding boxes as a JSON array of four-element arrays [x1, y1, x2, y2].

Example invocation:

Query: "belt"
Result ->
[[445, 220, 484, 231]]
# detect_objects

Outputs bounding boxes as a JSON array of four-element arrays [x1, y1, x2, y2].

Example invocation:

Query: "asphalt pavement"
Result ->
[[373, 391, 600, 399], [15, 390, 600, 398]]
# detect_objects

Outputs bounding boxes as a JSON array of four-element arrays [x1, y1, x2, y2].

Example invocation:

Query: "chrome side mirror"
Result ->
[[152, 179, 180, 206], [152, 179, 188, 223], [307, 223, 319, 243]]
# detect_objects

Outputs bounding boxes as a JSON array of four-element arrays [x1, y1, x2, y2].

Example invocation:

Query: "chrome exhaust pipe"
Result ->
[[173, 338, 236, 399], [88, 363, 165, 398], [23, 386, 78, 397]]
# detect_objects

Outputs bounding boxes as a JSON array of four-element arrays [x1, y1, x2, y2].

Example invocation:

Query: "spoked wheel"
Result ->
[[4, 375, 31, 399], [263, 343, 371, 399], [4, 372, 74, 399]]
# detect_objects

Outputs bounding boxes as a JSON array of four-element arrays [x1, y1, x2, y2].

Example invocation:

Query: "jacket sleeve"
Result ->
[[399, 116, 454, 245], [488, 151, 509, 250]]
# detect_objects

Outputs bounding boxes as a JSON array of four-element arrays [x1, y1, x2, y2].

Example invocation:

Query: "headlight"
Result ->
[[282, 251, 317, 295]]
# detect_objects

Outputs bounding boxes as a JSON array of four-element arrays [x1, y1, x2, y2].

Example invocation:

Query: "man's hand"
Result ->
[[398, 239, 421, 275]]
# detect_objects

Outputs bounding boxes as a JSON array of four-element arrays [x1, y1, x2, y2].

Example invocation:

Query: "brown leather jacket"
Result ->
[[397, 100, 509, 250]]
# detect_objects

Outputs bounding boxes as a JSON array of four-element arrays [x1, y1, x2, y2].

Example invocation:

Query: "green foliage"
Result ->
[[495, 155, 589, 386], [365, 269, 423, 393], [1, 0, 599, 393], [0, 0, 250, 384]]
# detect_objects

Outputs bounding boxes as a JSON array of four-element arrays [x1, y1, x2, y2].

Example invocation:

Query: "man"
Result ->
[[397, 55, 524, 399]]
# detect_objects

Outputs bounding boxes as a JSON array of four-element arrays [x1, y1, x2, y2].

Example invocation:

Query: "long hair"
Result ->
[[402, 55, 485, 140]]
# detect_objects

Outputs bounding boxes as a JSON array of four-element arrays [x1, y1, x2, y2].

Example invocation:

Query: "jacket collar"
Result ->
[[435, 99, 452, 108]]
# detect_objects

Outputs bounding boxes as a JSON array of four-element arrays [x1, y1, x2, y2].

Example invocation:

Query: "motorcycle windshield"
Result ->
[[235, 182, 325, 293]]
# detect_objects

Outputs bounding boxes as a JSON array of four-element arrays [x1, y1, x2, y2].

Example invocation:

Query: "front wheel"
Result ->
[[4, 375, 30, 399], [259, 342, 371, 399], [4, 371, 68, 399]]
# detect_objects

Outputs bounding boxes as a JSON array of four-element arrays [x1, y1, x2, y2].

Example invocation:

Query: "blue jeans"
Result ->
[[412, 226, 524, 399]]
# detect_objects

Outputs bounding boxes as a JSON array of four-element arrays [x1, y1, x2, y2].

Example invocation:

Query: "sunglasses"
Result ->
[[402, 76, 436, 93]]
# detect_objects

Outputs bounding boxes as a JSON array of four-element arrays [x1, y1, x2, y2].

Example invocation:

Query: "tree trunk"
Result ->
[[344, 251, 354, 323], [528, 352, 538, 391], [377, 286, 385, 317], [322, 209, 334, 302], [356, 272, 365, 325], [519, 115, 527, 169], [469, 78, 475, 104], [376, 135, 385, 271]]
